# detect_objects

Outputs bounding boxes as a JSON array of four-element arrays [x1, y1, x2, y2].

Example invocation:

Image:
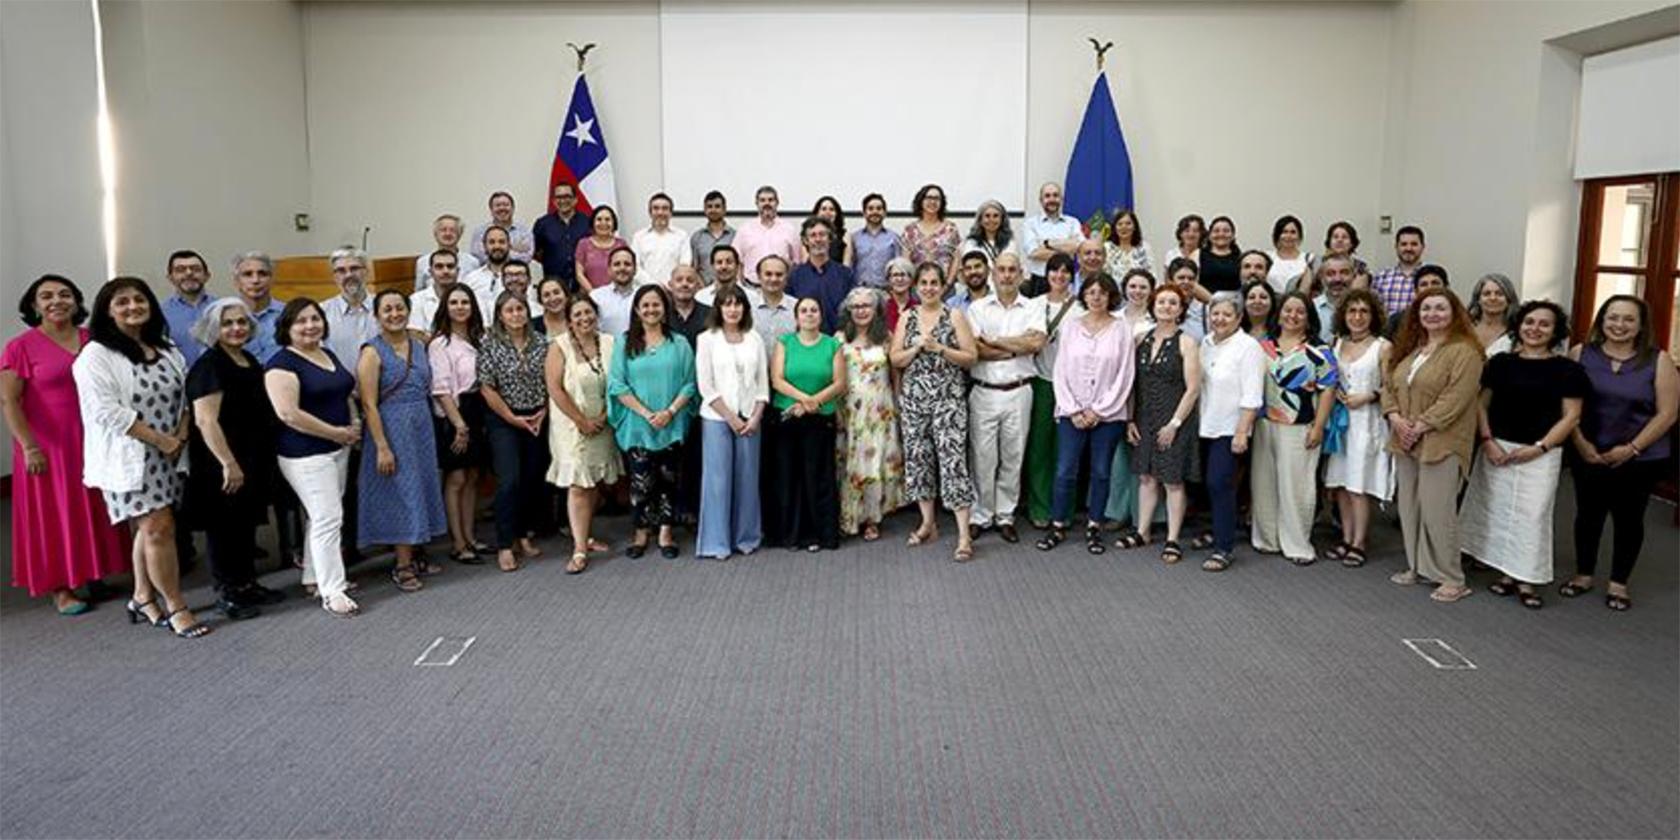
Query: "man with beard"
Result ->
[[696, 245, 761, 308], [415, 214, 479, 291], [1021, 182, 1083, 295], [532, 183, 589, 293], [162, 249, 213, 365], [1369, 225, 1427, 316], [408, 249, 461, 335], [1239, 250, 1273, 287], [845, 192, 900, 290], [322, 247, 380, 374], [733, 185, 801, 287], [589, 246, 645, 336], [464, 225, 513, 325], [1311, 254, 1356, 343], [949, 251, 992, 313], [468, 191, 534, 264], [688, 190, 735, 286]]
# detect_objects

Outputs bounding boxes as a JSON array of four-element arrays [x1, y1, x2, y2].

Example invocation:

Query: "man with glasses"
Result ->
[[533, 183, 591, 293]]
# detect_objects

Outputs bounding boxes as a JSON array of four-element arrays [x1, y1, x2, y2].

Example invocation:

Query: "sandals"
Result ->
[[1286, 553, 1316, 566], [952, 542, 974, 563], [1160, 540, 1183, 565], [125, 598, 166, 627], [1188, 532, 1215, 551], [1390, 570, 1420, 585], [322, 592, 360, 618], [565, 552, 588, 575], [497, 552, 523, 572], [413, 557, 444, 577], [1606, 592, 1632, 612], [450, 547, 486, 565], [1321, 541, 1351, 563], [1488, 578, 1518, 597], [906, 525, 937, 547], [1114, 530, 1150, 550], [1558, 579, 1594, 598], [1340, 546, 1366, 568], [165, 606, 212, 639], [1085, 525, 1106, 555], [1429, 585, 1473, 603], [861, 523, 880, 542], [1518, 588, 1543, 610], [1202, 552, 1231, 572], [390, 564, 424, 593], [1035, 526, 1066, 551]]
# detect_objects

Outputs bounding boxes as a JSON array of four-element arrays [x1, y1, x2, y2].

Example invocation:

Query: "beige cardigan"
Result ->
[[1379, 339, 1484, 474]]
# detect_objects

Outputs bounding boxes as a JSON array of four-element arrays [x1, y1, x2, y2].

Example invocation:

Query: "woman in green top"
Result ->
[[767, 297, 848, 551], [607, 285, 696, 558]]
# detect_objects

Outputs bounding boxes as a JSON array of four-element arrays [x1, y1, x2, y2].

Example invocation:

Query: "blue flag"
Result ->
[[1063, 72, 1135, 235]]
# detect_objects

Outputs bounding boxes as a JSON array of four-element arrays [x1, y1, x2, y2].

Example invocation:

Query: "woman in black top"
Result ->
[[1458, 300, 1588, 609], [1199, 216, 1242, 293], [185, 298, 283, 619]]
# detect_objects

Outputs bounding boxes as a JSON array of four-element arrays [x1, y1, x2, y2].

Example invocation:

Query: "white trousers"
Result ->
[[1250, 422, 1319, 562], [968, 384, 1032, 527], [277, 447, 351, 600]]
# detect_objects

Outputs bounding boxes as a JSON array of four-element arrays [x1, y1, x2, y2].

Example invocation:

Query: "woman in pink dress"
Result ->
[[0, 275, 129, 613]]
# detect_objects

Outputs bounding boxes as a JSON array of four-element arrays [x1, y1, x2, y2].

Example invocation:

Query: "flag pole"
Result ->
[[566, 42, 596, 72], [1087, 38, 1113, 71]]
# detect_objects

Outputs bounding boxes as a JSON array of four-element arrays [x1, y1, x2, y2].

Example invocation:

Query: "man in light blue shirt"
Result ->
[[1311, 255, 1355, 344], [322, 247, 379, 373], [589, 245, 644, 336], [162, 249, 212, 366], [1020, 182, 1084, 294], [847, 192, 901, 290], [948, 251, 992, 313], [468, 191, 535, 265], [232, 251, 286, 364]]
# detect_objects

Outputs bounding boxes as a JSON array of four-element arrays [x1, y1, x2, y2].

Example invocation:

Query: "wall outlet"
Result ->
[[1379, 215, 1393, 234], [294, 213, 311, 231]]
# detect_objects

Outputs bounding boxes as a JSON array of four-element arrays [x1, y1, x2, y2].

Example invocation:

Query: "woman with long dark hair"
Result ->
[[1104, 209, 1153, 278], [545, 296, 623, 573], [1250, 291, 1338, 567], [2, 275, 128, 614], [479, 290, 551, 571], [694, 287, 767, 559], [811, 195, 849, 264], [429, 286, 488, 563], [608, 284, 697, 558], [1560, 295, 1679, 611], [74, 277, 206, 636]]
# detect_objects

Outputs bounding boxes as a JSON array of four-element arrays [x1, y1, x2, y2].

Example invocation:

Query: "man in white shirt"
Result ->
[[965, 252, 1045, 543], [408, 249, 462, 335], [414, 214, 480, 290], [696, 245, 762, 308], [468, 191, 535, 265], [589, 246, 644, 336], [1021, 182, 1084, 294], [733, 185, 801, 287], [462, 226, 511, 325], [322, 247, 379, 373], [750, 255, 797, 346], [631, 192, 692, 286]]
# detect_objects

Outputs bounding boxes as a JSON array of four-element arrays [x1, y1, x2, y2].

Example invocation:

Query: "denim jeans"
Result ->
[[1203, 436, 1240, 554], [1050, 418, 1125, 524], [697, 419, 763, 558]]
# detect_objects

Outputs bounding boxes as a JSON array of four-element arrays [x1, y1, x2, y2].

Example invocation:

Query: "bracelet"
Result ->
[[1629, 442, 1643, 456]]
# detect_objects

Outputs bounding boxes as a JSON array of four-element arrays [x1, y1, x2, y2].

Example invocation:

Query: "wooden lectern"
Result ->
[[273, 255, 419, 302]]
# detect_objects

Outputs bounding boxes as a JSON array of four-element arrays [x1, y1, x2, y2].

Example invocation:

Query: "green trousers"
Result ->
[[1023, 378, 1058, 524]]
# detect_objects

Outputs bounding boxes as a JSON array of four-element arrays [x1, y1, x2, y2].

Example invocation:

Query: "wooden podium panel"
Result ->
[[273, 255, 418, 302]]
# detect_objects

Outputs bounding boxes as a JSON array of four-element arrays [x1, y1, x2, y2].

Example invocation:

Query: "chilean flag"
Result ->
[[549, 74, 617, 215]]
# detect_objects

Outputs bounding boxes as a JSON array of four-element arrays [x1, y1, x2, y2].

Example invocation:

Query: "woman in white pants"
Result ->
[[264, 298, 362, 617], [1250, 292, 1338, 565]]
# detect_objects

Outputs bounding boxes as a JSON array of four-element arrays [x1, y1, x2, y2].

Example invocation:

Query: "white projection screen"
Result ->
[[659, 1, 1028, 214]]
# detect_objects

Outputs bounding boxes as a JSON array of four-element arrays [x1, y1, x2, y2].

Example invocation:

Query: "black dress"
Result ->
[[1199, 247, 1242, 293], [183, 347, 278, 529]]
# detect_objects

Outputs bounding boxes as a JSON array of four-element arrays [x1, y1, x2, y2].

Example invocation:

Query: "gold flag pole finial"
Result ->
[[567, 42, 597, 72], [1088, 38, 1114, 71]]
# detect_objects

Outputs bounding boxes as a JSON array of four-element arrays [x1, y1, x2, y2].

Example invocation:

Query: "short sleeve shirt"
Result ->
[[1483, 354, 1590, 443]]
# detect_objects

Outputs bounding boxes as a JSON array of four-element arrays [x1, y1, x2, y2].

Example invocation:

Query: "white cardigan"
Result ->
[[695, 328, 769, 422], [71, 342, 190, 493]]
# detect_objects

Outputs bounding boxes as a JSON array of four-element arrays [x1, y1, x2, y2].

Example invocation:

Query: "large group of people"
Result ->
[[4, 182, 1676, 637]]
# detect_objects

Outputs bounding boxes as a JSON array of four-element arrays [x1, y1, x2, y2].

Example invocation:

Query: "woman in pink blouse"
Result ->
[[1038, 273, 1136, 554], [428, 286, 488, 564], [901, 184, 961, 283], [574, 205, 628, 291]]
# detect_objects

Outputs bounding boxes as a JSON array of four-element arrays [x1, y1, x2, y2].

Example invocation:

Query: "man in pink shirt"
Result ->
[[733, 185, 801, 289]]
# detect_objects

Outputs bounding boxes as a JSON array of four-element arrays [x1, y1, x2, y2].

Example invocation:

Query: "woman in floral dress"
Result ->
[[836, 287, 904, 541]]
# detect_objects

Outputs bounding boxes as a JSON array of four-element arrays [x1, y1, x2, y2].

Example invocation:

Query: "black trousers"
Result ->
[[764, 411, 840, 549], [678, 417, 703, 521], [205, 516, 259, 594], [486, 412, 550, 550], [1572, 459, 1665, 585]]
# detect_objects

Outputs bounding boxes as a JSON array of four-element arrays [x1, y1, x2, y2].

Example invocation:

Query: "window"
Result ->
[[1571, 173, 1680, 359]]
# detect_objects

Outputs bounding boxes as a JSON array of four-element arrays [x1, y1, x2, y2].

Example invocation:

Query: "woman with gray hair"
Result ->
[[184, 297, 284, 619], [882, 256, 917, 333], [961, 199, 1016, 264], [1468, 272, 1519, 356], [837, 286, 905, 541]]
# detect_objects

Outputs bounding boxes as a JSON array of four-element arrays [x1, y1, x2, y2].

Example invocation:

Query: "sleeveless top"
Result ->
[[901, 307, 967, 403], [1579, 344, 1671, 461]]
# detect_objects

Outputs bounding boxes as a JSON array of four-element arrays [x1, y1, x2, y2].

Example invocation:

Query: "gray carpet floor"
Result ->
[[1, 482, 1676, 839]]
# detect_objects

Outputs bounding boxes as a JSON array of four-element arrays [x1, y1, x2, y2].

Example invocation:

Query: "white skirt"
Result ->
[[1458, 441, 1562, 584]]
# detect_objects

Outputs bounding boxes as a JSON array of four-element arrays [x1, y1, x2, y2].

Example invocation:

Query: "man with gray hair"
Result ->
[[322, 246, 379, 372], [232, 250, 286, 363], [964, 252, 1044, 543], [414, 214, 480, 291], [1311, 255, 1356, 343]]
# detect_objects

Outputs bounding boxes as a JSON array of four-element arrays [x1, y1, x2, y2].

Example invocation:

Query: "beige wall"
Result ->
[[99, 0, 312, 292]]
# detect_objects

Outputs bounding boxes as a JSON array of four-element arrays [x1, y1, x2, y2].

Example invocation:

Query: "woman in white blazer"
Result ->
[[72, 277, 208, 638]]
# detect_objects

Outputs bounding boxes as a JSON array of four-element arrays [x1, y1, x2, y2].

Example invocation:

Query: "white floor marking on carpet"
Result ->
[[414, 636, 476, 667], [1402, 638, 1476, 670]]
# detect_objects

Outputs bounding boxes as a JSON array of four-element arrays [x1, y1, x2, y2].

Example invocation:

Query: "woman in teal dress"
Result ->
[[608, 284, 696, 558]]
